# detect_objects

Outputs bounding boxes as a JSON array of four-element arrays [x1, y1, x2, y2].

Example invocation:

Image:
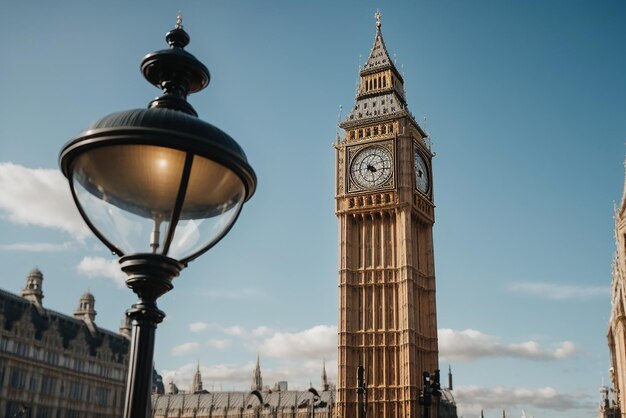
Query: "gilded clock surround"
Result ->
[[335, 14, 438, 418]]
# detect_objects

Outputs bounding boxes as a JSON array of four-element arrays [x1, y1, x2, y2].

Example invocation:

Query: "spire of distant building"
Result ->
[[251, 353, 263, 391], [191, 361, 203, 393], [448, 365, 453, 390], [322, 360, 330, 391]]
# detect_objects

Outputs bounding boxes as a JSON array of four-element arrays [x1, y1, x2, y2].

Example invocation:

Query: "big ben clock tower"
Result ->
[[335, 12, 439, 418]]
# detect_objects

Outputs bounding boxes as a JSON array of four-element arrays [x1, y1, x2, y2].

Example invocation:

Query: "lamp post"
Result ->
[[59, 17, 256, 418]]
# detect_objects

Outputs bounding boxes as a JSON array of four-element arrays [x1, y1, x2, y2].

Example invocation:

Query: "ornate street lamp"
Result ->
[[59, 17, 256, 418]]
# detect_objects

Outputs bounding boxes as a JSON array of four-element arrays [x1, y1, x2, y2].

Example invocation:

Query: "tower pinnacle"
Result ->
[[375, 10, 381, 28], [251, 353, 263, 391]]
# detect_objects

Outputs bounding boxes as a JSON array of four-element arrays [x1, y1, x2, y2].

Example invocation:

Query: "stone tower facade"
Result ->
[[608, 161, 626, 417], [335, 13, 439, 418]]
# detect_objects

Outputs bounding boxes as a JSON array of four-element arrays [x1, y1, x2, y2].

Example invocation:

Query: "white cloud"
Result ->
[[223, 325, 245, 336], [189, 322, 208, 332], [207, 339, 231, 349], [1, 241, 72, 252], [172, 342, 201, 357], [160, 359, 338, 393], [252, 326, 274, 337], [454, 385, 595, 417], [438, 329, 576, 362], [161, 362, 254, 391], [508, 281, 609, 300], [76, 256, 126, 287], [258, 325, 336, 360], [0, 162, 89, 239]]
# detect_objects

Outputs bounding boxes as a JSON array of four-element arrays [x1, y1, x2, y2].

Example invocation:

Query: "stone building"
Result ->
[[151, 361, 335, 418], [0, 268, 129, 417], [335, 11, 440, 418], [608, 166, 626, 417]]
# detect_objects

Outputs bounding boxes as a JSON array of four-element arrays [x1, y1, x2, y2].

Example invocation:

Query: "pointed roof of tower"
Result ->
[[360, 10, 402, 81], [340, 11, 425, 135], [192, 361, 203, 393], [251, 353, 263, 391], [321, 360, 329, 390]]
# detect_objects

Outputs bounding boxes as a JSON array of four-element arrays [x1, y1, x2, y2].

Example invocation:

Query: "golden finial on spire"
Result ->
[[176, 12, 183, 29], [375, 9, 381, 28]]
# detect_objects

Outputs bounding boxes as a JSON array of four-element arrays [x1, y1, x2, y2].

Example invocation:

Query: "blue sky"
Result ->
[[1, 2, 625, 417]]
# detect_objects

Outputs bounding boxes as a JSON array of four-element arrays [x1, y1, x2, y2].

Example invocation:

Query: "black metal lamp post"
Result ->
[[356, 365, 367, 418], [59, 17, 256, 418], [420, 369, 442, 418]]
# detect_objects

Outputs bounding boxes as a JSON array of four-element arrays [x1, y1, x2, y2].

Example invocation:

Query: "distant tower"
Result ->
[[119, 315, 132, 340], [168, 380, 179, 395], [336, 11, 438, 418], [609, 156, 626, 417], [74, 291, 97, 323], [322, 360, 330, 391], [191, 362, 203, 393], [480, 410, 484, 418], [448, 365, 453, 390], [74, 291, 97, 335], [21, 268, 44, 307], [251, 353, 263, 391]]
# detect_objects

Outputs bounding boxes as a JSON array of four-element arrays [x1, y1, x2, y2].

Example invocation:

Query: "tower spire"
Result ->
[[251, 353, 263, 391], [448, 364, 453, 390], [191, 361, 203, 393], [322, 360, 329, 391]]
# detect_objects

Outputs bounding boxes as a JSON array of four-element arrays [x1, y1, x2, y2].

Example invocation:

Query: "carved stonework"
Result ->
[[70, 330, 90, 356]]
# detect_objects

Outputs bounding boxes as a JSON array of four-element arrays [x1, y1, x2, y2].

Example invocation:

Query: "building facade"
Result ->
[[335, 12, 439, 418], [0, 268, 129, 418], [608, 168, 626, 417]]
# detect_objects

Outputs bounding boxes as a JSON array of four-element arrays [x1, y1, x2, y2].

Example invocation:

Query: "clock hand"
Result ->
[[367, 164, 377, 173]]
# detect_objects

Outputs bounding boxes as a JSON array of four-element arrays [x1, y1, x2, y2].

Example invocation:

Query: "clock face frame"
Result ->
[[348, 144, 394, 191], [414, 147, 430, 195]]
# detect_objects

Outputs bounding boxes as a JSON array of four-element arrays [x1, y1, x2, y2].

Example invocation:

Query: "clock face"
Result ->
[[414, 151, 429, 194], [350, 146, 393, 189]]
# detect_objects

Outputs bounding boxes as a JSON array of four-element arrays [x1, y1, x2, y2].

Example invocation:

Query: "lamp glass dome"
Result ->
[[71, 143, 245, 262]]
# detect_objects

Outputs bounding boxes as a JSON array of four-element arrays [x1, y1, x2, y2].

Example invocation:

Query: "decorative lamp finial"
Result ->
[[375, 10, 381, 28], [176, 12, 183, 29]]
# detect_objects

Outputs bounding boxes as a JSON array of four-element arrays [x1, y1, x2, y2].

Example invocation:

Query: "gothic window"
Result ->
[[374, 78, 377, 89], [9, 367, 26, 389], [41, 375, 55, 396], [358, 129, 363, 139], [366, 128, 371, 137], [389, 124, 394, 133], [381, 125, 386, 134], [69, 381, 83, 401], [350, 131, 355, 140], [29, 375, 37, 391], [383, 76, 387, 87], [358, 290, 363, 330], [373, 126, 379, 135]]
